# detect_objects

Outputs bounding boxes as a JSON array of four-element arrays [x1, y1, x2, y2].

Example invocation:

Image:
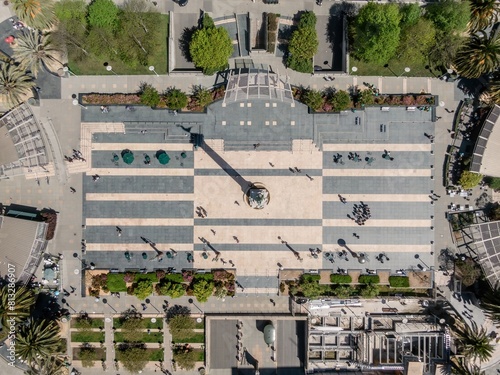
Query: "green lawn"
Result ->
[[71, 318, 104, 329], [194, 319, 204, 329], [113, 318, 163, 329], [71, 331, 105, 343], [114, 331, 163, 343], [349, 57, 433, 78], [195, 349, 205, 361], [72, 347, 106, 361], [68, 14, 169, 76], [171, 331, 205, 343], [148, 349, 164, 361]]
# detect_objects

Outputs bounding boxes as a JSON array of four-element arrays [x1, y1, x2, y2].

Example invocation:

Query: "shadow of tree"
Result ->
[[179, 26, 198, 63]]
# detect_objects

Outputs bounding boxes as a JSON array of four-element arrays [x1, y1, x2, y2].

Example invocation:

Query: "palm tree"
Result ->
[[469, 0, 499, 32], [453, 321, 494, 363], [481, 287, 500, 326], [451, 357, 485, 375], [485, 72, 500, 105], [16, 318, 62, 367], [0, 285, 35, 328], [455, 31, 500, 78], [0, 62, 36, 107], [26, 355, 66, 375], [11, 0, 56, 31], [12, 30, 60, 77]]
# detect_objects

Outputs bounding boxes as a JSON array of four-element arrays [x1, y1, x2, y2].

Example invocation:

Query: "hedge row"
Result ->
[[358, 275, 380, 284], [388, 276, 410, 288], [330, 274, 352, 284]]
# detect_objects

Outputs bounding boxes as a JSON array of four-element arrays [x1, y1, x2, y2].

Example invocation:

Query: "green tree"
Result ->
[[13, 30, 60, 77], [396, 18, 436, 65], [133, 280, 153, 300], [302, 89, 323, 111], [86, 27, 117, 58], [400, 3, 421, 27], [468, 0, 499, 32], [330, 90, 351, 111], [332, 285, 354, 298], [459, 171, 483, 189], [79, 345, 97, 367], [168, 314, 195, 334], [455, 31, 500, 78], [300, 278, 323, 299], [484, 176, 500, 190], [454, 322, 494, 362], [121, 317, 144, 342], [360, 284, 380, 298], [190, 27, 233, 75], [12, 0, 56, 30], [165, 88, 188, 110], [482, 287, 500, 327], [193, 279, 214, 302], [455, 258, 482, 287], [119, 346, 148, 373], [53, 0, 89, 62], [451, 357, 485, 375], [0, 285, 35, 329], [26, 355, 66, 375], [158, 281, 185, 298], [358, 89, 374, 106], [0, 62, 36, 107], [352, 3, 401, 64], [192, 85, 213, 107], [87, 0, 119, 31], [485, 72, 500, 104], [17, 319, 62, 367], [202, 13, 215, 29], [425, 0, 470, 34], [173, 346, 198, 370], [287, 11, 318, 73], [429, 32, 466, 68], [139, 83, 160, 107]]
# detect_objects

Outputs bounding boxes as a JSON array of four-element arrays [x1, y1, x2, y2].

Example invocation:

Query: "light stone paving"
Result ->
[[322, 169, 431, 177], [322, 219, 432, 227], [85, 193, 194, 201], [87, 168, 195, 176], [323, 194, 431, 202], [322, 143, 432, 152], [85, 218, 194, 226]]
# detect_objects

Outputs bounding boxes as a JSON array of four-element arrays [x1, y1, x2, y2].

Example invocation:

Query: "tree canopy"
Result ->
[[396, 18, 437, 65], [424, 0, 470, 34], [118, 346, 148, 373], [87, 0, 119, 31], [189, 26, 233, 75], [287, 11, 318, 73], [459, 171, 483, 189], [352, 3, 401, 64]]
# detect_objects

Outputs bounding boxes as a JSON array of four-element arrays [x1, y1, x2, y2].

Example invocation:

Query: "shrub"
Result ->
[[389, 276, 410, 288], [484, 176, 500, 191], [332, 285, 355, 298], [302, 89, 323, 111], [133, 280, 153, 300], [212, 270, 232, 281], [139, 83, 160, 107], [107, 273, 127, 292], [459, 171, 483, 190], [156, 281, 185, 298], [164, 273, 184, 283], [165, 87, 188, 110], [358, 89, 374, 106], [123, 272, 134, 283], [360, 284, 380, 297], [301, 274, 321, 283], [156, 269, 166, 281], [330, 90, 351, 111], [358, 275, 380, 284], [91, 273, 108, 293], [183, 270, 195, 283], [191, 86, 213, 108], [330, 274, 352, 284], [192, 279, 214, 302], [135, 273, 158, 283]]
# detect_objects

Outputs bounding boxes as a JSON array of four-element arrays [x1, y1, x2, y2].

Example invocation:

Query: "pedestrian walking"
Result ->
[[70, 187, 76, 193]]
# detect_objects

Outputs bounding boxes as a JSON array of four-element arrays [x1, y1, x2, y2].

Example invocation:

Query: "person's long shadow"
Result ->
[[201, 141, 251, 193]]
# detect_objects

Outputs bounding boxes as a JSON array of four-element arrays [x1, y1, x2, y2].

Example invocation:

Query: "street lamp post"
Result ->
[[188, 298, 204, 315], [351, 66, 358, 74], [145, 298, 161, 313], [149, 65, 159, 76], [104, 63, 117, 75], [72, 94, 87, 109], [63, 65, 77, 76], [399, 67, 411, 77], [102, 298, 117, 313]]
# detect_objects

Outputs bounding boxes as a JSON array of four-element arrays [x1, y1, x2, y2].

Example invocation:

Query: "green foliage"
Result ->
[[133, 280, 153, 300], [301, 274, 321, 282], [400, 3, 421, 27], [389, 276, 410, 288], [202, 13, 215, 29], [358, 89, 375, 106], [192, 86, 213, 108], [429, 32, 466, 68], [55, 0, 87, 25], [302, 89, 323, 111], [0, 285, 35, 329], [330, 274, 352, 284], [71, 331, 105, 342], [121, 317, 144, 342], [0, 62, 36, 108], [424, 0, 470, 34], [139, 83, 160, 107], [164, 273, 185, 283], [134, 272, 158, 282], [299, 277, 323, 299], [157, 281, 185, 298], [190, 27, 233, 75], [358, 275, 380, 284], [87, 0, 119, 31], [193, 279, 214, 302], [173, 346, 198, 370], [106, 273, 127, 292], [330, 90, 351, 111], [118, 346, 148, 373], [396, 18, 436, 65], [332, 285, 355, 298], [168, 314, 195, 333], [165, 87, 188, 110], [360, 284, 380, 298], [16, 319, 62, 367], [287, 11, 318, 73], [459, 171, 483, 189], [12, 0, 56, 30], [469, 0, 500, 32], [485, 176, 500, 191], [79, 345, 97, 367], [454, 322, 494, 362], [352, 3, 401, 64], [455, 258, 482, 287], [455, 32, 500, 78]]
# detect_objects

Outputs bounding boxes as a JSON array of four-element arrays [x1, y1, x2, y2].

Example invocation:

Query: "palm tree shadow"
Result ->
[[179, 26, 198, 62]]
